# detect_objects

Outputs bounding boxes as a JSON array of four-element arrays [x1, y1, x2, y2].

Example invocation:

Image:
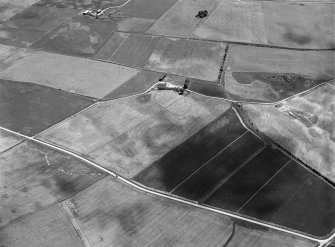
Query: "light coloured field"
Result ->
[[192, 1, 334, 49], [145, 38, 226, 81], [61, 176, 316, 247], [243, 83, 335, 182], [0, 141, 105, 227], [224, 45, 334, 79], [0, 44, 23, 68], [0, 50, 142, 98], [191, 0, 267, 44], [37, 91, 230, 177], [222, 71, 329, 103], [147, 0, 218, 38], [0, 45, 34, 72], [94, 32, 129, 62], [0, 129, 23, 153], [263, 2, 335, 49], [0, 44, 19, 58], [116, 17, 155, 33], [224, 71, 280, 102], [0, 204, 85, 247], [109, 33, 156, 68], [120, 0, 178, 19]]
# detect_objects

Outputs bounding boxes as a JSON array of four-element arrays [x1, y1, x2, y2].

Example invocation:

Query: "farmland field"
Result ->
[[61, 176, 317, 247], [238, 160, 335, 237], [171, 131, 264, 201], [0, 0, 334, 245], [37, 91, 230, 177], [191, 0, 267, 44], [0, 79, 93, 136], [144, 37, 226, 81], [0, 140, 105, 227]]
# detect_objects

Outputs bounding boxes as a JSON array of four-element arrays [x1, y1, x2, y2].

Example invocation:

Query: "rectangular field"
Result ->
[[0, 51, 141, 99], [121, 0, 178, 19], [147, 0, 218, 38], [94, 32, 129, 62], [262, 2, 335, 49], [144, 38, 226, 81], [109, 34, 158, 68], [31, 15, 117, 58], [172, 131, 264, 201], [0, 79, 93, 136], [191, 0, 267, 44], [224, 45, 334, 79], [204, 146, 290, 211], [238, 160, 335, 238]]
